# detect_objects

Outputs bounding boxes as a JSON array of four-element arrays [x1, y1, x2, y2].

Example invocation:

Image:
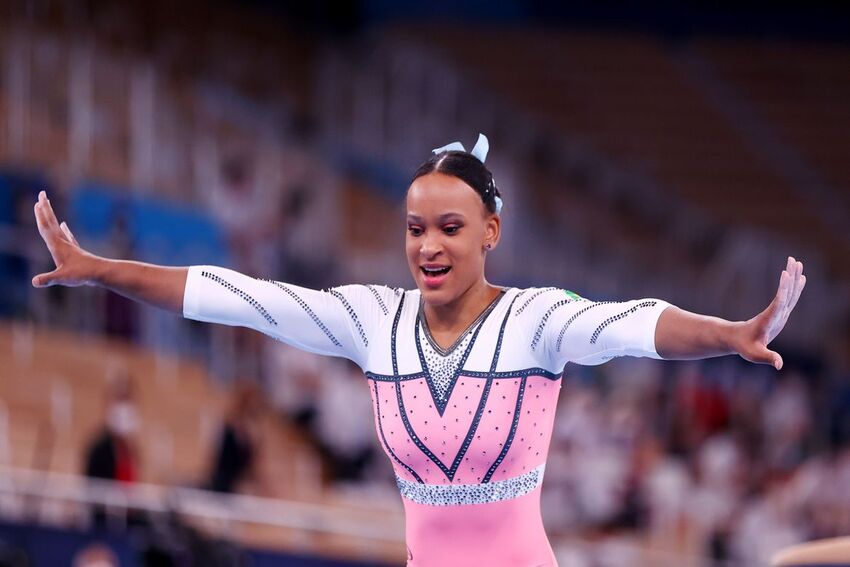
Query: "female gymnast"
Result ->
[[32, 134, 806, 566]]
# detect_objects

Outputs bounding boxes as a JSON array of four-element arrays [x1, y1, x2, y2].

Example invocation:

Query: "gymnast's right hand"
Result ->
[[32, 190, 99, 287]]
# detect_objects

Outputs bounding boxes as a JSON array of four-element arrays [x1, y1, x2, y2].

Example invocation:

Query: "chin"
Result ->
[[417, 285, 453, 305]]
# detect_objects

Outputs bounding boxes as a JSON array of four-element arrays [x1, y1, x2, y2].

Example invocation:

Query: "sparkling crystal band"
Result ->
[[396, 463, 545, 506]]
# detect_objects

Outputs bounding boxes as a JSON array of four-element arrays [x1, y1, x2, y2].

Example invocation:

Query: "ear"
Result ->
[[484, 213, 501, 250]]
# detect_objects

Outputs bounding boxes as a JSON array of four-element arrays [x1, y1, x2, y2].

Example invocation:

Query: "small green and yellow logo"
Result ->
[[564, 289, 582, 300]]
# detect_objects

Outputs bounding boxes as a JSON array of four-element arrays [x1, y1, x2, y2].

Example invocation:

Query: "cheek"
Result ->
[[450, 238, 482, 268]]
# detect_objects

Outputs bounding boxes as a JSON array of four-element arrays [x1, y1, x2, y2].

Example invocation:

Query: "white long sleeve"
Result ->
[[182, 265, 400, 368], [517, 288, 672, 371]]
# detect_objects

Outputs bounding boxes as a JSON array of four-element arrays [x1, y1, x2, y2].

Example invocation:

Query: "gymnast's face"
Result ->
[[405, 172, 500, 306]]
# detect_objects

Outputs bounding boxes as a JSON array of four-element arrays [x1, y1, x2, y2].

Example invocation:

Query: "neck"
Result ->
[[423, 278, 502, 332]]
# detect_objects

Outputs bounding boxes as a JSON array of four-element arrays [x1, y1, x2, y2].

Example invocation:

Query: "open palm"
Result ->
[[735, 256, 806, 370], [32, 190, 95, 287]]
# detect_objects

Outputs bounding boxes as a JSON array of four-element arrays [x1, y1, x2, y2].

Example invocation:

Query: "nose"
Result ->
[[419, 231, 443, 259]]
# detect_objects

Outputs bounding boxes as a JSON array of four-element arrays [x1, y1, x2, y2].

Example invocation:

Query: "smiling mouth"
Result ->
[[421, 266, 452, 276]]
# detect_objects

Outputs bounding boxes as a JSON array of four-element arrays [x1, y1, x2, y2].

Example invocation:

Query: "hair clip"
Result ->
[[432, 133, 490, 164], [432, 133, 501, 214]]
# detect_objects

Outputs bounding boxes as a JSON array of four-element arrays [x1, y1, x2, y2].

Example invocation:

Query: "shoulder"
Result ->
[[509, 287, 592, 347], [512, 286, 584, 317], [326, 284, 408, 316]]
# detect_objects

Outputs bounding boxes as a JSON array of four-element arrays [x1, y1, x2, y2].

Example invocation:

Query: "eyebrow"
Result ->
[[406, 212, 466, 222]]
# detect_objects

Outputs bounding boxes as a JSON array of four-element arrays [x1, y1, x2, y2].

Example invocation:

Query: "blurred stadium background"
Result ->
[[0, 1, 848, 565]]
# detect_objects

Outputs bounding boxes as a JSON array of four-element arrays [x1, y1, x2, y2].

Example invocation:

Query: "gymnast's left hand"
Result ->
[[732, 256, 806, 370]]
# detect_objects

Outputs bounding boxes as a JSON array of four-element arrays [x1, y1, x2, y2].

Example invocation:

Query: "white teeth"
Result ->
[[422, 266, 450, 275]]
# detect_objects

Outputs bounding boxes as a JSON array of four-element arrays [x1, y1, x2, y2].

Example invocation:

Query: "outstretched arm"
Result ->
[[33, 190, 397, 367], [32, 190, 187, 313], [654, 257, 806, 370]]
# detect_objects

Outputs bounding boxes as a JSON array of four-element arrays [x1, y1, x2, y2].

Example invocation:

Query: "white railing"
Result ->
[[0, 466, 740, 566], [0, 466, 405, 544]]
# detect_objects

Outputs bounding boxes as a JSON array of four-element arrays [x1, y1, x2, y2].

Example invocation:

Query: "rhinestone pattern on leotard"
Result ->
[[365, 284, 390, 316], [418, 326, 474, 404], [555, 300, 616, 352], [185, 271, 668, 517], [373, 379, 423, 483], [391, 293, 523, 483], [396, 463, 545, 506], [590, 300, 658, 344], [329, 288, 368, 347], [482, 375, 527, 483], [414, 291, 505, 416], [263, 279, 342, 347], [202, 271, 277, 326], [530, 298, 577, 350], [514, 287, 558, 316]]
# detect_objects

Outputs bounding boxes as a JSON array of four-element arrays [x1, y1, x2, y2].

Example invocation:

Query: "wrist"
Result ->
[[721, 319, 745, 356], [86, 254, 111, 286]]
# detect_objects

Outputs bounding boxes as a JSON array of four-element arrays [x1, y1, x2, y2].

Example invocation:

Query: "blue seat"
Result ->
[[70, 183, 230, 266], [131, 197, 228, 266]]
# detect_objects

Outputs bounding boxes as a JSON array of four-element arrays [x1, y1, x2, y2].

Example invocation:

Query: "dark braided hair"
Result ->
[[411, 150, 503, 215]]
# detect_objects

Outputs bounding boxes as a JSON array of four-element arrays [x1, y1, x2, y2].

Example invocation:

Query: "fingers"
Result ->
[[772, 352, 783, 371], [32, 268, 60, 288], [34, 193, 62, 258], [788, 274, 806, 314], [777, 257, 805, 310], [773, 269, 791, 312], [60, 221, 79, 247], [761, 347, 783, 371], [38, 191, 76, 245], [766, 257, 806, 344], [781, 257, 805, 320], [786, 257, 799, 305], [36, 191, 60, 231], [762, 269, 789, 336], [34, 191, 61, 235], [785, 257, 796, 305], [745, 344, 784, 371], [41, 190, 56, 220]]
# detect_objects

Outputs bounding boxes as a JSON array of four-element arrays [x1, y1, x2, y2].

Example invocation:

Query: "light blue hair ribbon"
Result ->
[[432, 133, 502, 214]]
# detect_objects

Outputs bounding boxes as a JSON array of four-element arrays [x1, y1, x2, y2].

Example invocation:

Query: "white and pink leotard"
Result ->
[[182, 266, 671, 566]]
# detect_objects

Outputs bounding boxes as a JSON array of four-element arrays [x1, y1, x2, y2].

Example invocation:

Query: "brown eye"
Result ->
[[408, 226, 423, 236], [444, 225, 460, 235]]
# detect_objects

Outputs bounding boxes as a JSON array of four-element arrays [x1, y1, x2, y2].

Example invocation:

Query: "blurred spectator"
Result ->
[[0, 9, 848, 564], [83, 371, 142, 530], [84, 372, 140, 484], [670, 363, 729, 454], [264, 183, 313, 284], [540, 355, 850, 562], [207, 379, 264, 494], [206, 152, 272, 274], [264, 343, 324, 429], [313, 358, 376, 483], [264, 345, 382, 484], [141, 510, 248, 566], [73, 543, 120, 567], [762, 371, 813, 475]]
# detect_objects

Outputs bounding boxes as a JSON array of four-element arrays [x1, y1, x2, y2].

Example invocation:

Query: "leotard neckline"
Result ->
[[417, 287, 509, 356]]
